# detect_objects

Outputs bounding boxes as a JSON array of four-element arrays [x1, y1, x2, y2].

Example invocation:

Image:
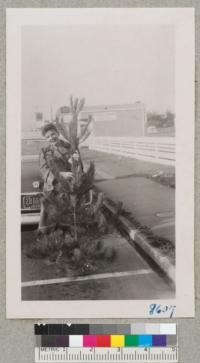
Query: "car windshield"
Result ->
[[22, 139, 47, 156]]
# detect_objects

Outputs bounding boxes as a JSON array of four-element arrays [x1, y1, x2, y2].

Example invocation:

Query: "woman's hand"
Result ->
[[72, 152, 79, 161], [68, 152, 79, 164]]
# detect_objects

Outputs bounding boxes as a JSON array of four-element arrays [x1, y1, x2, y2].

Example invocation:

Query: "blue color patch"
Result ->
[[152, 335, 167, 347], [138, 335, 152, 347]]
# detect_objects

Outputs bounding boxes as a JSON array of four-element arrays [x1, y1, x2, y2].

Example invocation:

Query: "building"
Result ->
[[32, 102, 147, 139], [80, 102, 146, 137]]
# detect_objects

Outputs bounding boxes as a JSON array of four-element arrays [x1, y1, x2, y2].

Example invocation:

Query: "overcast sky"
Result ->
[[22, 25, 175, 130]]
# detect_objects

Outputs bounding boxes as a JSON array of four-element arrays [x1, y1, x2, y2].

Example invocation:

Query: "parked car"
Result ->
[[21, 139, 45, 228]]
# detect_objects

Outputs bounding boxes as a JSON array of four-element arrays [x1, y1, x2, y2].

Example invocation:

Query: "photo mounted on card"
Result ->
[[6, 8, 194, 318]]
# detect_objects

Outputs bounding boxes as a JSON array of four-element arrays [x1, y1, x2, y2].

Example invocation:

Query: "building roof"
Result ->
[[81, 102, 145, 113]]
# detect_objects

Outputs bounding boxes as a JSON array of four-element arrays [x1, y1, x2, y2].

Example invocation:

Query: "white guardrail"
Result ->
[[89, 137, 175, 166]]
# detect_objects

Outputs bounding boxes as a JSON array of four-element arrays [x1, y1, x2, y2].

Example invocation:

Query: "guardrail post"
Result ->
[[134, 141, 137, 155], [155, 142, 159, 162], [108, 138, 111, 154], [119, 139, 122, 155]]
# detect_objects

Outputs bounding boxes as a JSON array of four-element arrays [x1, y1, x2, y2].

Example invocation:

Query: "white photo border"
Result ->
[[6, 8, 195, 318]]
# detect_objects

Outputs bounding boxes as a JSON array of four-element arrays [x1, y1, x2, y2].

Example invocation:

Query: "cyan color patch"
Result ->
[[138, 335, 152, 347]]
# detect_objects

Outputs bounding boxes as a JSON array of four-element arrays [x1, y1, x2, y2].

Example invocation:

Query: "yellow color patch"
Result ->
[[111, 335, 124, 347]]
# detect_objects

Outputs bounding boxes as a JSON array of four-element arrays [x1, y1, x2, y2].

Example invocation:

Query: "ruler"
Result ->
[[35, 346, 178, 362]]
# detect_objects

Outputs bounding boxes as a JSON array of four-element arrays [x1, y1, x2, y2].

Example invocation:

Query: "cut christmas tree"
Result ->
[[26, 97, 116, 275]]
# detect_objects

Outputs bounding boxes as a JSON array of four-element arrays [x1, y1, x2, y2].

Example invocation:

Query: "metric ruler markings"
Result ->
[[35, 347, 178, 362]]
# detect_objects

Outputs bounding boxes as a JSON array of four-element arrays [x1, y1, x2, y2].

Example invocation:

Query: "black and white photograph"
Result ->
[[6, 8, 194, 318]]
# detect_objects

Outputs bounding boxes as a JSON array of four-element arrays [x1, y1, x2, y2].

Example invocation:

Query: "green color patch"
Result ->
[[125, 335, 139, 347]]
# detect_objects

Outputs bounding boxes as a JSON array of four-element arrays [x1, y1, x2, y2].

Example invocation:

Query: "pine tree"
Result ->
[[27, 97, 115, 275]]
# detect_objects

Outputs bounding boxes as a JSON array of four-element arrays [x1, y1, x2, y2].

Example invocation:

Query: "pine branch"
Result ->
[[77, 98, 85, 113], [77, 162, 95, 196]]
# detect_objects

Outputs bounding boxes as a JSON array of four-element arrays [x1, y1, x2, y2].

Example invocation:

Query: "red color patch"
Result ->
[[96, 335, 111, 347]]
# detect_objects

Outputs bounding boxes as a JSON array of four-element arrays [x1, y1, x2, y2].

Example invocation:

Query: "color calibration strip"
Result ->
[[36, 333, 176, 348], [35, 324, 177, 348], [35, 325, 177, 362]]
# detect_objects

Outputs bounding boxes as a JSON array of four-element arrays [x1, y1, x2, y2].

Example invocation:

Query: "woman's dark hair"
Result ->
[[42, 123, 59, 137]]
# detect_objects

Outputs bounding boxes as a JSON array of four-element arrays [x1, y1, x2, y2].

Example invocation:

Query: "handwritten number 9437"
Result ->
[[149, 304, 176, 318]]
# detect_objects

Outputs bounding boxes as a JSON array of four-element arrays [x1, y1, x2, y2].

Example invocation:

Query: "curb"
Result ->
[[103, 199, 175, 287]]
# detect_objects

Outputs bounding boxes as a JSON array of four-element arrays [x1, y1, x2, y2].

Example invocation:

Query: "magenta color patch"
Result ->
[[83, 335, 97, 347]]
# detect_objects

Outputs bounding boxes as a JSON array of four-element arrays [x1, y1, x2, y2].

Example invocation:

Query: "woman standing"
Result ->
[[38, 123, 79, 233]]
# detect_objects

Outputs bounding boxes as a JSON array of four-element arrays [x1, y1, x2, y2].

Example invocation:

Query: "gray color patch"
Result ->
[[35, 335, 41, 347], [131, 323, 146, 334], [167, 334, 177, 347]]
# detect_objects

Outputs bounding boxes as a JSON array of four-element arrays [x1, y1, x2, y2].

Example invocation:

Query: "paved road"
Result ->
[[82, 148, 175, 244], [21, 230, 174, 300]]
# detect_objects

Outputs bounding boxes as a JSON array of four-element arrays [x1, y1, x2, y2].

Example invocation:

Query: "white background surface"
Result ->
[[6, 6, 195, 320]]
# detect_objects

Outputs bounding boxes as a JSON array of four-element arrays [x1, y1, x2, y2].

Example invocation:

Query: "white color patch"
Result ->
[[160, 323, 176, 335], [69, 335, 83, 347]]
